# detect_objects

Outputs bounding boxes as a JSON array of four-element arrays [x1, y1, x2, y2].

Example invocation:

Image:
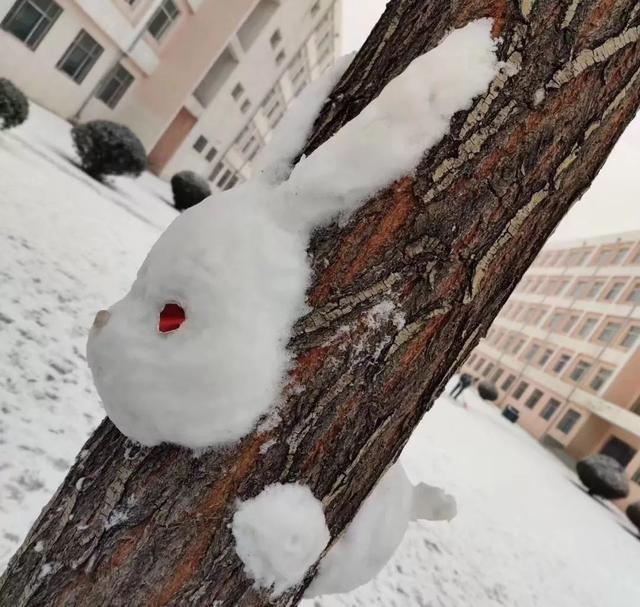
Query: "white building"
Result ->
[[0, 0, 342, 185]]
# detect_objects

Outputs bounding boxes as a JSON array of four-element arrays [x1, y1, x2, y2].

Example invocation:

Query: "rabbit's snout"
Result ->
[[93, 310, 111, 329]]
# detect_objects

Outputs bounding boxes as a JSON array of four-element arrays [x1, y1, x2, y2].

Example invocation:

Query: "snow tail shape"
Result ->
[[274, 18, 499, 232], [411, 482, 457, 521]]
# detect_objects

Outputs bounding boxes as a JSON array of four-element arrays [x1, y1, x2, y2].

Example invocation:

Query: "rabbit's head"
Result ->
[[87, 184, 309, 448]]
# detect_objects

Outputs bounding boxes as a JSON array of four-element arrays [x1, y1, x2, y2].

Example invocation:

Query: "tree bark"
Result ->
[[2, 0, 640, 605]]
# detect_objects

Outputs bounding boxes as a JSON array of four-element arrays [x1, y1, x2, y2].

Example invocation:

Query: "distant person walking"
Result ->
[[450, 373, 473, 399]]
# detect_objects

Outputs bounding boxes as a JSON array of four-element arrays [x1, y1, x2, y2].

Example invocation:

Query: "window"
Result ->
[[311, 0, 321, 16], [540, 398, 560, 420], [96, 63, 134, 109], [56, 30, 103, 84], [600, 436, 637, 467], [492, 368, 504, 383], [604, 281, 626, 301], [269, 28, 282, 48], [208, 162, 224, 182], [549, 312, 565, 332], [147, 0, 179, 41], [595, 248, 616, 266], [569, 360, 591, 383], [587, 281, 604, 298], [626, 281, 640, 304], [482, 362, 495, 378], [513, 381, 529, 400], [524, 343, 540, 362], [193, 135, 207, 153], [589, 367, 613, 392], [473, 357, 485, 372], [557, 409, 581, 434], [467, 353, 477, 365], [525, 389, 543, 409], [217, 169, 232, 189], [231, 83, 244, 100], [223, 175, 239, 190], [597, 321, 622, 344], [562, 315, 579, 333], [612, 246, 630, 264], [502, 374, 516, 391], [511, 339, 525, 355], [538, 348, 553, 367], [275, 49, 286, 65], [1, 0, 61, 49], [621, 325, 640, 349], [502, 336, 515, 352], [572, 280, 589, 298], [205, 146, 218, 162], [578, 318, 598, 339], [240, 99, 251, 113], [551, 354, 571, 374]]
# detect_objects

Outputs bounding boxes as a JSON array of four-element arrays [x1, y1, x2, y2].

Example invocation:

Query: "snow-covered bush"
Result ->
[[627, 501, 640, 532], [0, 78, 28, 131], [477, 380, 498, 401], [576, 454, 629, 499], [171, 171, 211, 211], [71, 120, 147, 181]]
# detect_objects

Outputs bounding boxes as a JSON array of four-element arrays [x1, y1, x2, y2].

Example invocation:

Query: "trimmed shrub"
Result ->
[[71, 120, 147, 181], [0, 78, 29, 130], [171, 170, 211, 211], [477, 380, 498, 401], [576, 454, 629, 500], [626, 501, 640, 532]]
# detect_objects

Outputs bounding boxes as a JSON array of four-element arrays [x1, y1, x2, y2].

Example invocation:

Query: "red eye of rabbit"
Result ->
[[159, 303, 185, 333]]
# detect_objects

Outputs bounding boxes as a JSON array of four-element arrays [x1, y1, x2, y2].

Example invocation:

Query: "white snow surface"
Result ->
[[232, 483, 330, 596], [0, 103, 175, 567], [306, 464, 456, 598], [87, 20, 499, 448]]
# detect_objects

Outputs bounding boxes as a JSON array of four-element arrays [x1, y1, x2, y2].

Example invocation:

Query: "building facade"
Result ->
[[461, 231, 640, 509], [0, 0, 341, 186]]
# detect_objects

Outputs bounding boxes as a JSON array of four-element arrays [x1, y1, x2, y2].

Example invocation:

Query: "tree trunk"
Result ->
[[3, 0, 640, 605]]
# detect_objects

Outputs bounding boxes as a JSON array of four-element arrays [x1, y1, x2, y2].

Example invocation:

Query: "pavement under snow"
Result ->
[[1, 105, 639, 607]]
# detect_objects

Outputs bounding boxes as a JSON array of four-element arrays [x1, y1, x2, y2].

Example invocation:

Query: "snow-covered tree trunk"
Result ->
[[2, 0, 640, 604]]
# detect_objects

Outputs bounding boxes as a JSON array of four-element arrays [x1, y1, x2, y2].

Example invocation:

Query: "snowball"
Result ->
[[87, 20, 498, 448], [305, 464, 456, 598], [232, 483, 329, 596]]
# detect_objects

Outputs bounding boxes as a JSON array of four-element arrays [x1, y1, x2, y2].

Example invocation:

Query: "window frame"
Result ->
[[56, 29, 103, 84], [147, 0, 180, 41], [96, 63, 134, 109], [1, 0, 62, 50], [556, 409, 581, 434]]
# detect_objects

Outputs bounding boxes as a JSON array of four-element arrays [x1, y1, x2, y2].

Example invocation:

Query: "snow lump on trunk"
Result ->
[[87, 20, 499, 448], [231, 483, 330, 596]]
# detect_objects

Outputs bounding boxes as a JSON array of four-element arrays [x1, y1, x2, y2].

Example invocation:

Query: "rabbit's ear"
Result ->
[[275, 19, 498, 232], [253, 53, 354, 187]]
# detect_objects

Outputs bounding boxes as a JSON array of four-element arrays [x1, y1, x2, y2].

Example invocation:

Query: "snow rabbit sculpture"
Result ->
[[87, 20, 497, 449]]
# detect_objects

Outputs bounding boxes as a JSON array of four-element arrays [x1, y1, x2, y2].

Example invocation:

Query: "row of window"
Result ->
[[472, 337, 616, 395], [535, 242, 640, 268], [497, 303, 640, 350], [2, 0, 181, 109], [517, 274, 640, 305]]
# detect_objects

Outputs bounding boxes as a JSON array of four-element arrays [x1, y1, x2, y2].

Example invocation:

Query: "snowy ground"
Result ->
[[0, 104, 176, 566], [2, 106, 640, 606]]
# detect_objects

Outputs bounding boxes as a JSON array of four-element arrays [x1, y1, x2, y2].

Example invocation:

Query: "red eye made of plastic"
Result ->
[[159, 303, 186, 333]]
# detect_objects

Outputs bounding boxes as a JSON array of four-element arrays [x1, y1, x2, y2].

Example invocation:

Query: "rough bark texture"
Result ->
[[2, 0, 640, 605]]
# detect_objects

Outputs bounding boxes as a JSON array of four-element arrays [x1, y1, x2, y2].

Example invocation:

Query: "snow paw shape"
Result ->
[[87, 20, 498, 448], [232, 483, 330, 596]]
